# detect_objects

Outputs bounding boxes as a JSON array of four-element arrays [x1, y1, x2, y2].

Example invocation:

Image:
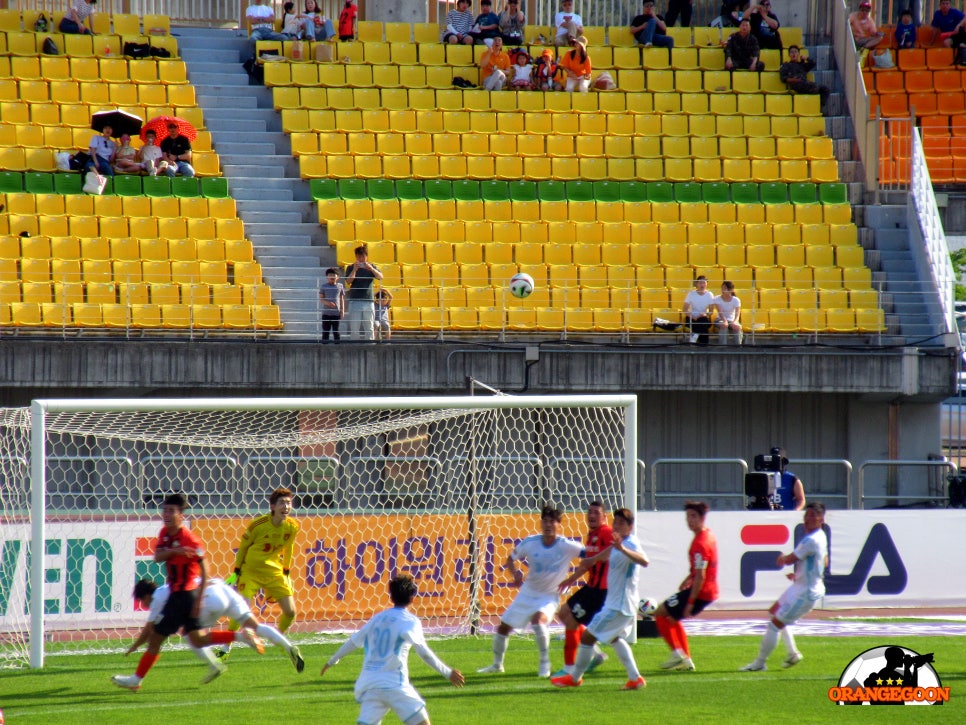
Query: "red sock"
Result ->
[[208, 630, 235, 645], [135, 652, 159, 678], [564, 627, 581, 666], [655, 616, 675, 650], [671, 620, 690, 656]]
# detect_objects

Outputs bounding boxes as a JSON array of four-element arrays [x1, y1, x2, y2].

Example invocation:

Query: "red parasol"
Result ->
[[140, 115, 197, 143]]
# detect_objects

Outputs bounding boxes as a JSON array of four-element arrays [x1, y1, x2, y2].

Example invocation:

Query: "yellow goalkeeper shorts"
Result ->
[[237, 571, 293, 602]]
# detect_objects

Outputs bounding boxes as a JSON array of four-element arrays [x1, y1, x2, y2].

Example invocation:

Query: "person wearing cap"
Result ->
[[724, 19, 765, 71], [480, 36, 511, 90], [683, 275, 715, 345], [630, 1, 674, 50], [559, 34, 592, 92], [160, 124, 194, 178], [849, 2, 884, 49], [553, 0, 584, 46], [534, 48, 560, 90], [442, 0, 475, 44], [744, 1, 782, 50], [779, 45, 830, 108], [471, 0, 501, 46], [930, 0, 965, 46], [499, 0, 526, 44]]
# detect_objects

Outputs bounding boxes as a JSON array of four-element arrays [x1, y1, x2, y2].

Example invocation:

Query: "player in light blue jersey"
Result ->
[[740, 501, 829, 672], [321, 574, 464, 725], [477, 505, 585, 678], [551, 507, 650, 691]]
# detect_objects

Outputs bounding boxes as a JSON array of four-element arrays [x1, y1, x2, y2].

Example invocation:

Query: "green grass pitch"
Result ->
[[3, 633, 964, 724]]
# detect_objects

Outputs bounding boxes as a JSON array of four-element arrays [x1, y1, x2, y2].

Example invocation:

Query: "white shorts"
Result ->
[[774, 585, 818, 625], [357, 684, 427, 725], [200, 586, 252, 629], [501, 589, 560, 630], [586, 607, 634, 644]]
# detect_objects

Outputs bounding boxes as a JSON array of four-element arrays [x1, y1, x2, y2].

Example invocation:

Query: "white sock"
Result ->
[[492, 632, 508, 666], [255, 623, 293, 650], [611, 638, 641, 680], [532, 623, 550, 664], [674, 647, 688, 659], [780, 625, 798, 656], [190, 645, 218, 665], [756, 622, 780, 664], [571, 643, 595, 680]]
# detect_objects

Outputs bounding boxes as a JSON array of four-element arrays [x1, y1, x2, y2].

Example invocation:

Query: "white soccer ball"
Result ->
[[638, 597, 658, 617], [508, 272, 535, 299]]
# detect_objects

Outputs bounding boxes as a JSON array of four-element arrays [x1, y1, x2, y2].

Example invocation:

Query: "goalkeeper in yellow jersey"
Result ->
[[218, 487, 300, 660]]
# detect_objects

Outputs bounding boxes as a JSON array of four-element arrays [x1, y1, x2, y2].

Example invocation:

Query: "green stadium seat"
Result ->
[[425, 179, 453, 200], [339, 179, 368, 199], [789, 182, 819, 205], [760, 182, 789, 205], [509, 180, 538, 202], [674, 182, 703, 204], [142, 176, 172, 197], [452, 179, 480, 201], [310, 178, 340, 200], [201, 177, 230, 198], [701, 182, 731, 204], [397, 178, 426, 200], [620, 181, 648, 203], [819, 182, 848, 205], [24, 172, 54, 194], [170, 176, 201, 198], [112, 174, 142, 197], [54, 173, 83, 195], [0, 172, 23, 194], [480, 180, 509, 201], [646, 181, 675, 203], [538, 180, 568, 202], [593, 181, 621, 204], [565, 180, 595, 202], [100, 178, 114, 196], [367, 179, 396, 200], [730, 182, 759, 204]]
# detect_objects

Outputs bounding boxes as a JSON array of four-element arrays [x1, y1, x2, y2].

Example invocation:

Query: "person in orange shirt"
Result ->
[[480, 36, 511, 90], [559, 34, 591, 92]]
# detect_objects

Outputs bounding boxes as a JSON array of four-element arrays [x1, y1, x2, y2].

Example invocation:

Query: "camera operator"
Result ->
[[771, 447, 805, 511]]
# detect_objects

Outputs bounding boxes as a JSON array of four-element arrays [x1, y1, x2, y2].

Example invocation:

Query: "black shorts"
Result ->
[[566, 586, 607, 625], [155, 589, 202, 637], [662, 588, 712, 621]]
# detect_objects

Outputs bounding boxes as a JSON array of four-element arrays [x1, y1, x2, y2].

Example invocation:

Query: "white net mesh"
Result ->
[[0, 397, 633, 667]]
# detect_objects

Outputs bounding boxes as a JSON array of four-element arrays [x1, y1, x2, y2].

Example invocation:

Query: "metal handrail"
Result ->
[[649, 457, 748, 511], [858, 459, 959, 508], [781, 458, 853, 509]]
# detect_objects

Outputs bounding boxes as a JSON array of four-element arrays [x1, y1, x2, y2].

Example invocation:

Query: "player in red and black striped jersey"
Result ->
[[553, 501, 614, 678], [112, 493, 265, 692]]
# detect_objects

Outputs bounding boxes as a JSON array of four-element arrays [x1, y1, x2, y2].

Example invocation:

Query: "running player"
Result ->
[[321, 574, 465, 725], [121, 577, 305, 686], [219, 487, 299, 659], [553, 500, 613, 678], [112, 493, 264, 691], [652, 500, 719, 671], [477, 505, 584, 678], [740, 502, 828, 671], [551, 507, 650, 691]]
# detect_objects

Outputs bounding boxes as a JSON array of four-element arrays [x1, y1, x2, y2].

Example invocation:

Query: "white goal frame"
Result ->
[[15, 394, 637, 669]]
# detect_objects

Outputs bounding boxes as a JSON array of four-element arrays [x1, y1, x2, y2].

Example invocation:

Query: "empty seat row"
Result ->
[[863, 45, 955, 72], [3, 212, 245, 240], [0, 258, 263, 285], [0, 171, 227, 197], [866, 68, 966, 94], [0, 57, 187, 84], [0, 78, 196, 106], [0, 193, 234, 219], [0, 302, 280, 330], [869, 90, 966, 118], [1, 101, 204, 132], [0, 280, 270, 306], [1, 235, 253, 263], [0, 30, 177, 58]]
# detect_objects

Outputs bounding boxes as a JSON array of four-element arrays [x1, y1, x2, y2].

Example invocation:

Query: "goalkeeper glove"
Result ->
[[225, 568, 241, 586]]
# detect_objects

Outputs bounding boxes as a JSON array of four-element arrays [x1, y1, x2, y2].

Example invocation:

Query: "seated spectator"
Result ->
[[113, 134, 144, 175], [849, 1, 884, 49], [554, 0, 584, 47], [725, 19, 764, 71], [303, 0, 335, 41], [281, 2, 304, 38], [630, 0, 674, 49], [710, 1, 743, 29], [59, 0, 96, 35], [930, 0, 965, 46], [160, 123, 194, 178], [443, 0, 475, 44], [139, 130, 167, 177], [87, 125, 116, 177], [559, 35, 592, 92], [665, 0, 694, 28], [946, 14, 966, 50], [471, 0, 501, 46], [895, 8, 917, 49], [246, 0, 286, 61], [779, 45, 830, 107], [683, 275, 714, 345], [534, 48, 560, 90], [480, 37, 511, 90], [745, 1, 782, 50], [714, 281, 743, 346], [509, 49, 534, 89], [499, 0, 526, 45]]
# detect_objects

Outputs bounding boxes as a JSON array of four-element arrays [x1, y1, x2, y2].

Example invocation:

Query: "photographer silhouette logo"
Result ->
[[828, 645, 949, 705]]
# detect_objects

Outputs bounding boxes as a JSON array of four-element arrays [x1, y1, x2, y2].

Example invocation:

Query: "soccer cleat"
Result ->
[[237, 629, 265, 655], [783, 652, 803, 669], [538, 660, 551, 678], [551, 667, 572, 679], [659, 652, 686, 670], [585, 651, 608, 673], [290, 645, 305, 673], [201, 662, 227, 685], [621, 676, 647, 690], [551, 673, 582, 688], [673, 656, 696, 671], [477, 663, 504, 674], [111, 674, 142, 691], [740, 661, 767, 671], [214, 647, 231, 661]]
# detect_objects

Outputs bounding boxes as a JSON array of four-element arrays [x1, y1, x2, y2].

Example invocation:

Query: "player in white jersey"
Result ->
[[551, 507, 650, 691], [120, 577, 304, 686], [740, 502, 829, 672], [477, 505, 585, 678], [321, 574, 465, 725]]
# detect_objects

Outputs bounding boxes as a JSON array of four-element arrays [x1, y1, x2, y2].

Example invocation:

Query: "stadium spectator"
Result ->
[[344, 245, 383, 341], [499, 0, 526, 45], [779, 45, 830, 108], [630, 0, 674, 49], [477, 506, 584, 678], [281, 1, 304, 38], [480, 36, 512, 90], [725, 18, 765, 70], [86, 125, 116, 178], [160, 123, 195, 177], [895, 8, 918, 49], [338, 0, 358, 41], [303, 0, 335, 41], [59, 0, 96, 35], [534, 48, 560, 90], [652, 500, 719, 672], [740, 502, 827, 671], [744, 1, 782, 50], [553, 501, 613, 680], [247, 0, 286, 42], [683, 275, 714, 345], [321, 575, 465, 725], [138, 130, 166, 177], [320, 268, 346, 343], [113, 134, 143, 175], [559, 35, 592, 93], [849, 1, 884, 49], [111, 493, 264, 691], [930, 0, 965, 46], [710, 0, 743, 29], [471, 0, 501, 46], [665, 0, 693, 28], [713, 280, 743, 346], [553, 0, 584, 46], [768, 446, 806, 510], [374, 288, 393, 341], [443, 0, 476, 44], [551, 508, 650, 691]]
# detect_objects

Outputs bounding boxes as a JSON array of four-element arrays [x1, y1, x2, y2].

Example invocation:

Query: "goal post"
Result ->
[[1, 395, 637, 669]]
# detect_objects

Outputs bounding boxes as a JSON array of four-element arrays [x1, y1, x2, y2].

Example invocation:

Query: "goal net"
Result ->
[[0, 395, 636, 668]]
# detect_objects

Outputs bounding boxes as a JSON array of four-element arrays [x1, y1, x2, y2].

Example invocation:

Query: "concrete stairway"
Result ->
[[175, 27, 331, 337]]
